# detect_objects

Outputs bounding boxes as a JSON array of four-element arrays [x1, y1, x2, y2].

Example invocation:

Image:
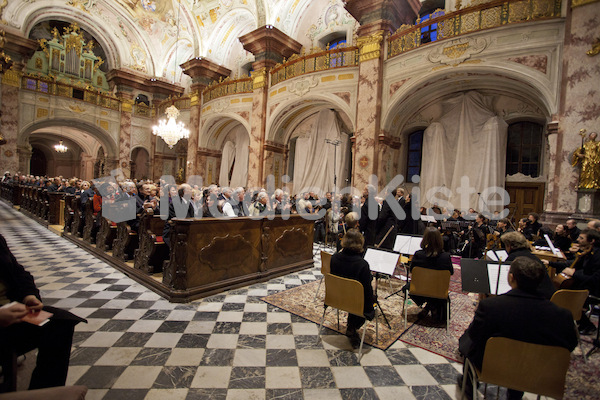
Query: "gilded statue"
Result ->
[[572, 131, 600, 189]]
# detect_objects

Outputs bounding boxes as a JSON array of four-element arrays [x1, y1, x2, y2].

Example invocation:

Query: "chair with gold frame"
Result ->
[[461, 337, 571, 400], [317, 273, 379, 361], [403, 267, 451, 331], [314, 251, 332, 301], [550, 288, 589, 362]]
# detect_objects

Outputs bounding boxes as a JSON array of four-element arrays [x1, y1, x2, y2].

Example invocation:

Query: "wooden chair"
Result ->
[[550, 289, 589, 362], [317, 273, 379, 361], [461, 337, 571, 400], [314, 251, 332, 300], [403, 267, 451, 331]]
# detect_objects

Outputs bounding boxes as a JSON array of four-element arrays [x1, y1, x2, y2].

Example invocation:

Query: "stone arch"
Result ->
[[19, 118, 119, 164], [382, 64, 555, 137], [200, 113, 251, 149], [267, 94, 354, 144], [131, 146, 150, 180]]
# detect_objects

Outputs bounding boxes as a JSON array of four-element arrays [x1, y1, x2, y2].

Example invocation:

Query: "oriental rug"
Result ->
[[262, 278, 420, 350]]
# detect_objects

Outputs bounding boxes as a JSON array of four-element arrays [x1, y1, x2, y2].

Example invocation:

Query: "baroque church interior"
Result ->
[[0, 0, 599, 398]]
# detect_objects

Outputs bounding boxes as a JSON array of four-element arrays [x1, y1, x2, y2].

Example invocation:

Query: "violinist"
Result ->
[[493, 218, 514, 238], [462, 214, 488, 258], [545, 229, 600, 335], [522, 212, 542, 240]]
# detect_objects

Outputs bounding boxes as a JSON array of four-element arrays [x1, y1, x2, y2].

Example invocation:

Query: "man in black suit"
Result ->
[[359, 185, 378, 247], [0, 234, 85, 390], [375, 188, 399, 250], [457, 257, 577, 400]]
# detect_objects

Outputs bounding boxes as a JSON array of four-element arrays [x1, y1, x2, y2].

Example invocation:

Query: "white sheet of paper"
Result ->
[[487, 264, 511, 295], [364, 248, 400, 276], [407, 237, 423, 255], [544, 234, 561, 256], [393, 235, 411, 253], [486, 250, 508, 262]]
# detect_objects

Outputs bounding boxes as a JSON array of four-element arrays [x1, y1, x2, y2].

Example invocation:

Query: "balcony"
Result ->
[[270, 46, 359, 86], [203, 77, 253, 103], [388, 0, 561, 58]]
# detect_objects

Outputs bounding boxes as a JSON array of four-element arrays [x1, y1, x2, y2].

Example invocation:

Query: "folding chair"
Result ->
[[403, 267, 451, 331], [462, 337, 571, 400], [314, 251, 332, 301], [317, 273, 378, 361], [550, 289, 589, 362]]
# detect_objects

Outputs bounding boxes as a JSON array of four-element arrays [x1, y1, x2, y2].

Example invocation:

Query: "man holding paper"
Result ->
[[0, 234, 86, 390]]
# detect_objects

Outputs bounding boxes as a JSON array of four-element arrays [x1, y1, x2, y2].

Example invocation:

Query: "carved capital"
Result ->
[[251, 68, 267, 90], [1, 67, 21, 87], [356, 31, 384, 63]]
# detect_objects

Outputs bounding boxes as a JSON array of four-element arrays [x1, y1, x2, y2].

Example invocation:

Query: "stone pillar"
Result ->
[[0, 78, 20, 174], [0, 32, 46, 174], [544, 1, 600, 221], [240, 26, 302, 188], [344, 0, 418, 189], [117, 92, 134, 179], [16, 144, 32, 175], [377, 133, 402, 184], [180, 58, 231, 177]]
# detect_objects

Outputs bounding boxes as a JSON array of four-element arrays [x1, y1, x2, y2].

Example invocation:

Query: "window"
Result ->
[[407, 130, 424, 181], [328, 38, 346, 50], [506, 122, 543, 177], [135, 94, 150, 106], [418, 10, 444, 44], [328, 37, 347, 68]]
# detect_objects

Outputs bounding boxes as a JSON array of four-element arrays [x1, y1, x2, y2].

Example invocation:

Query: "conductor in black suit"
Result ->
[[359, 185, 378, 247], [375, 188, 399, 250], [457, 256, 577, 400]]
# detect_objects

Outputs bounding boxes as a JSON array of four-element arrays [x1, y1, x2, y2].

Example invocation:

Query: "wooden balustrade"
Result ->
[[203, 77, 253, 103]]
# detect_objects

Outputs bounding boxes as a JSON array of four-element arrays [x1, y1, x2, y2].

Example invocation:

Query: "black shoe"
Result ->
[[580, 325, 598, 336], [347, 331, 361, 349], [417, 308, 429, 319]]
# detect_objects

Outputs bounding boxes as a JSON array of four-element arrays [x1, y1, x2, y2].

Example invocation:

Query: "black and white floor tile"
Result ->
[[1, 201, 536, 400]]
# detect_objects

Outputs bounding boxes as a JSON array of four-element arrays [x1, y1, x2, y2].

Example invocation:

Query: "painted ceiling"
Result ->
[[1, 0, 358, 90]]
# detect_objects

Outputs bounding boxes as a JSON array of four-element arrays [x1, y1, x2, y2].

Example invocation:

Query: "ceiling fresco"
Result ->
[[1, 0, 357, 89]]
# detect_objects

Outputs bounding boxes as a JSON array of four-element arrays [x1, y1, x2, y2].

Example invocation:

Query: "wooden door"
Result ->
[[505, 182, 545, 223]]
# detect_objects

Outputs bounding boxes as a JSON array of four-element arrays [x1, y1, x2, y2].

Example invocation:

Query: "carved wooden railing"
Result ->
[[270, 46, 359, 86], [134, 103, 152, 117], [21, 75, 121, 110], [388, 0, 561, 58], [203, 77, 253, 103], [157, 96, 191, 116]]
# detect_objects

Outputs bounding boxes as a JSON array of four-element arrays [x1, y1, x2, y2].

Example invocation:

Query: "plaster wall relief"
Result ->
[[0, 85, 20, 173], [130, 124, 151, 152], [301, 0, 358, 49], [551, 2, 600, 213]]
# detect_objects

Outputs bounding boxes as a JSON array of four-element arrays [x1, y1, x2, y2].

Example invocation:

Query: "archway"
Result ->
[[30, 146, 47, 176]]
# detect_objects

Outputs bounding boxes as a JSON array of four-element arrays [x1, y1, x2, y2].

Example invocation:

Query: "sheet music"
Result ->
[[421, 215, 436, 223], [407, 237, 423, 255], [364, 248, 399, 276], [544, 234, 561, 256], [487, 264, 511, 295], [486, 250, 508, 262]]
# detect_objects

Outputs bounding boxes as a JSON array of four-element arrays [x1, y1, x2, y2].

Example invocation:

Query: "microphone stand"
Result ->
[[372, 225, 394, 329]]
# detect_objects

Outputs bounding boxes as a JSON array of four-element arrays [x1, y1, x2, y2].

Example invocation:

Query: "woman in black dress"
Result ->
[[329, 229, 375, 348], [410, 227, 454, 322]]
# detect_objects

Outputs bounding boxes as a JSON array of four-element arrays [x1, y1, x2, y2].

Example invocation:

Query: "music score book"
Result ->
[[393, 235, 422, 255], [460, 259, 511, 295], [486, 250, 508, 262], [487, 264, 511, 295], [364, 248, 400, 276]]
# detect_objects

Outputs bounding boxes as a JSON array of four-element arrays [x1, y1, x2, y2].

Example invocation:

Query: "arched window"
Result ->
[[506, 122, 543, 177], [135, 94, 149, 106], [407, 130, 424, 181], [328, 38, 346, 50]]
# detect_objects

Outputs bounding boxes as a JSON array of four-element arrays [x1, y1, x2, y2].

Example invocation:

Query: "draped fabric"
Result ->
[[292, 109, 349, 195], [218, 126, 249, 188], [420, 91, 508, 211]]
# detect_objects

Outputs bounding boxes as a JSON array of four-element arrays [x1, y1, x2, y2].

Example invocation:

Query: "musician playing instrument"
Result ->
[[462, 214, 488, 258], [522, 212, 542, 241], [545, 228, 600, 335]]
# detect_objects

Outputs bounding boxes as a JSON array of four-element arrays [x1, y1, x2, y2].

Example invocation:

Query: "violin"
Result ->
[[486, 233, 501, 251], [552, 247, 592, 289]]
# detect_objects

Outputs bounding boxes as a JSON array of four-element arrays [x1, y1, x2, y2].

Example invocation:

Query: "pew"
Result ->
[[134, 209, 168, 274], [38, 189, 49, 220], [162, 215, 314, 298], [96, 212, 118, 251], [48, 192, 65, 225], [82, 198, 98, 243], [112, 221, 139, 261], [63, 194, 76, 233], [70, 196, 83, 236]]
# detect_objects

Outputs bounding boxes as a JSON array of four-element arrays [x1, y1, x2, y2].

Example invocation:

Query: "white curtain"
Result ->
[[292, 109, 349, 194], [218, 126, 249, 188], [420, 91, 508, 210]]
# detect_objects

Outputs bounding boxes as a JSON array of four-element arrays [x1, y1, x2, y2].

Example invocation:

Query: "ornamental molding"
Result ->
[[288, 76, 319, 97], [212, 98, 229, 113], [356, 30, 384, 63], [427, 37, 488, 66]]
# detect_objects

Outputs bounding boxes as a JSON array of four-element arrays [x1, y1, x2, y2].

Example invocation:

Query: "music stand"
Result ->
[[385, 235, 423, 299], [364, 247, 398, 329]]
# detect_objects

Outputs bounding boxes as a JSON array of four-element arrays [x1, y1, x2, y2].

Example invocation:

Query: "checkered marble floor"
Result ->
[[1, 201, 471, 400]]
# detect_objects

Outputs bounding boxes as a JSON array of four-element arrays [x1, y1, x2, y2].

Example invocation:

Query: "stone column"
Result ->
[[0, 32, 37, 175], [240, 26, 302, 188], [345, 0, 419, 189], [180, 58, 231, 177], [16, 144, 32, 175], [117, 92, 134, 179]]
